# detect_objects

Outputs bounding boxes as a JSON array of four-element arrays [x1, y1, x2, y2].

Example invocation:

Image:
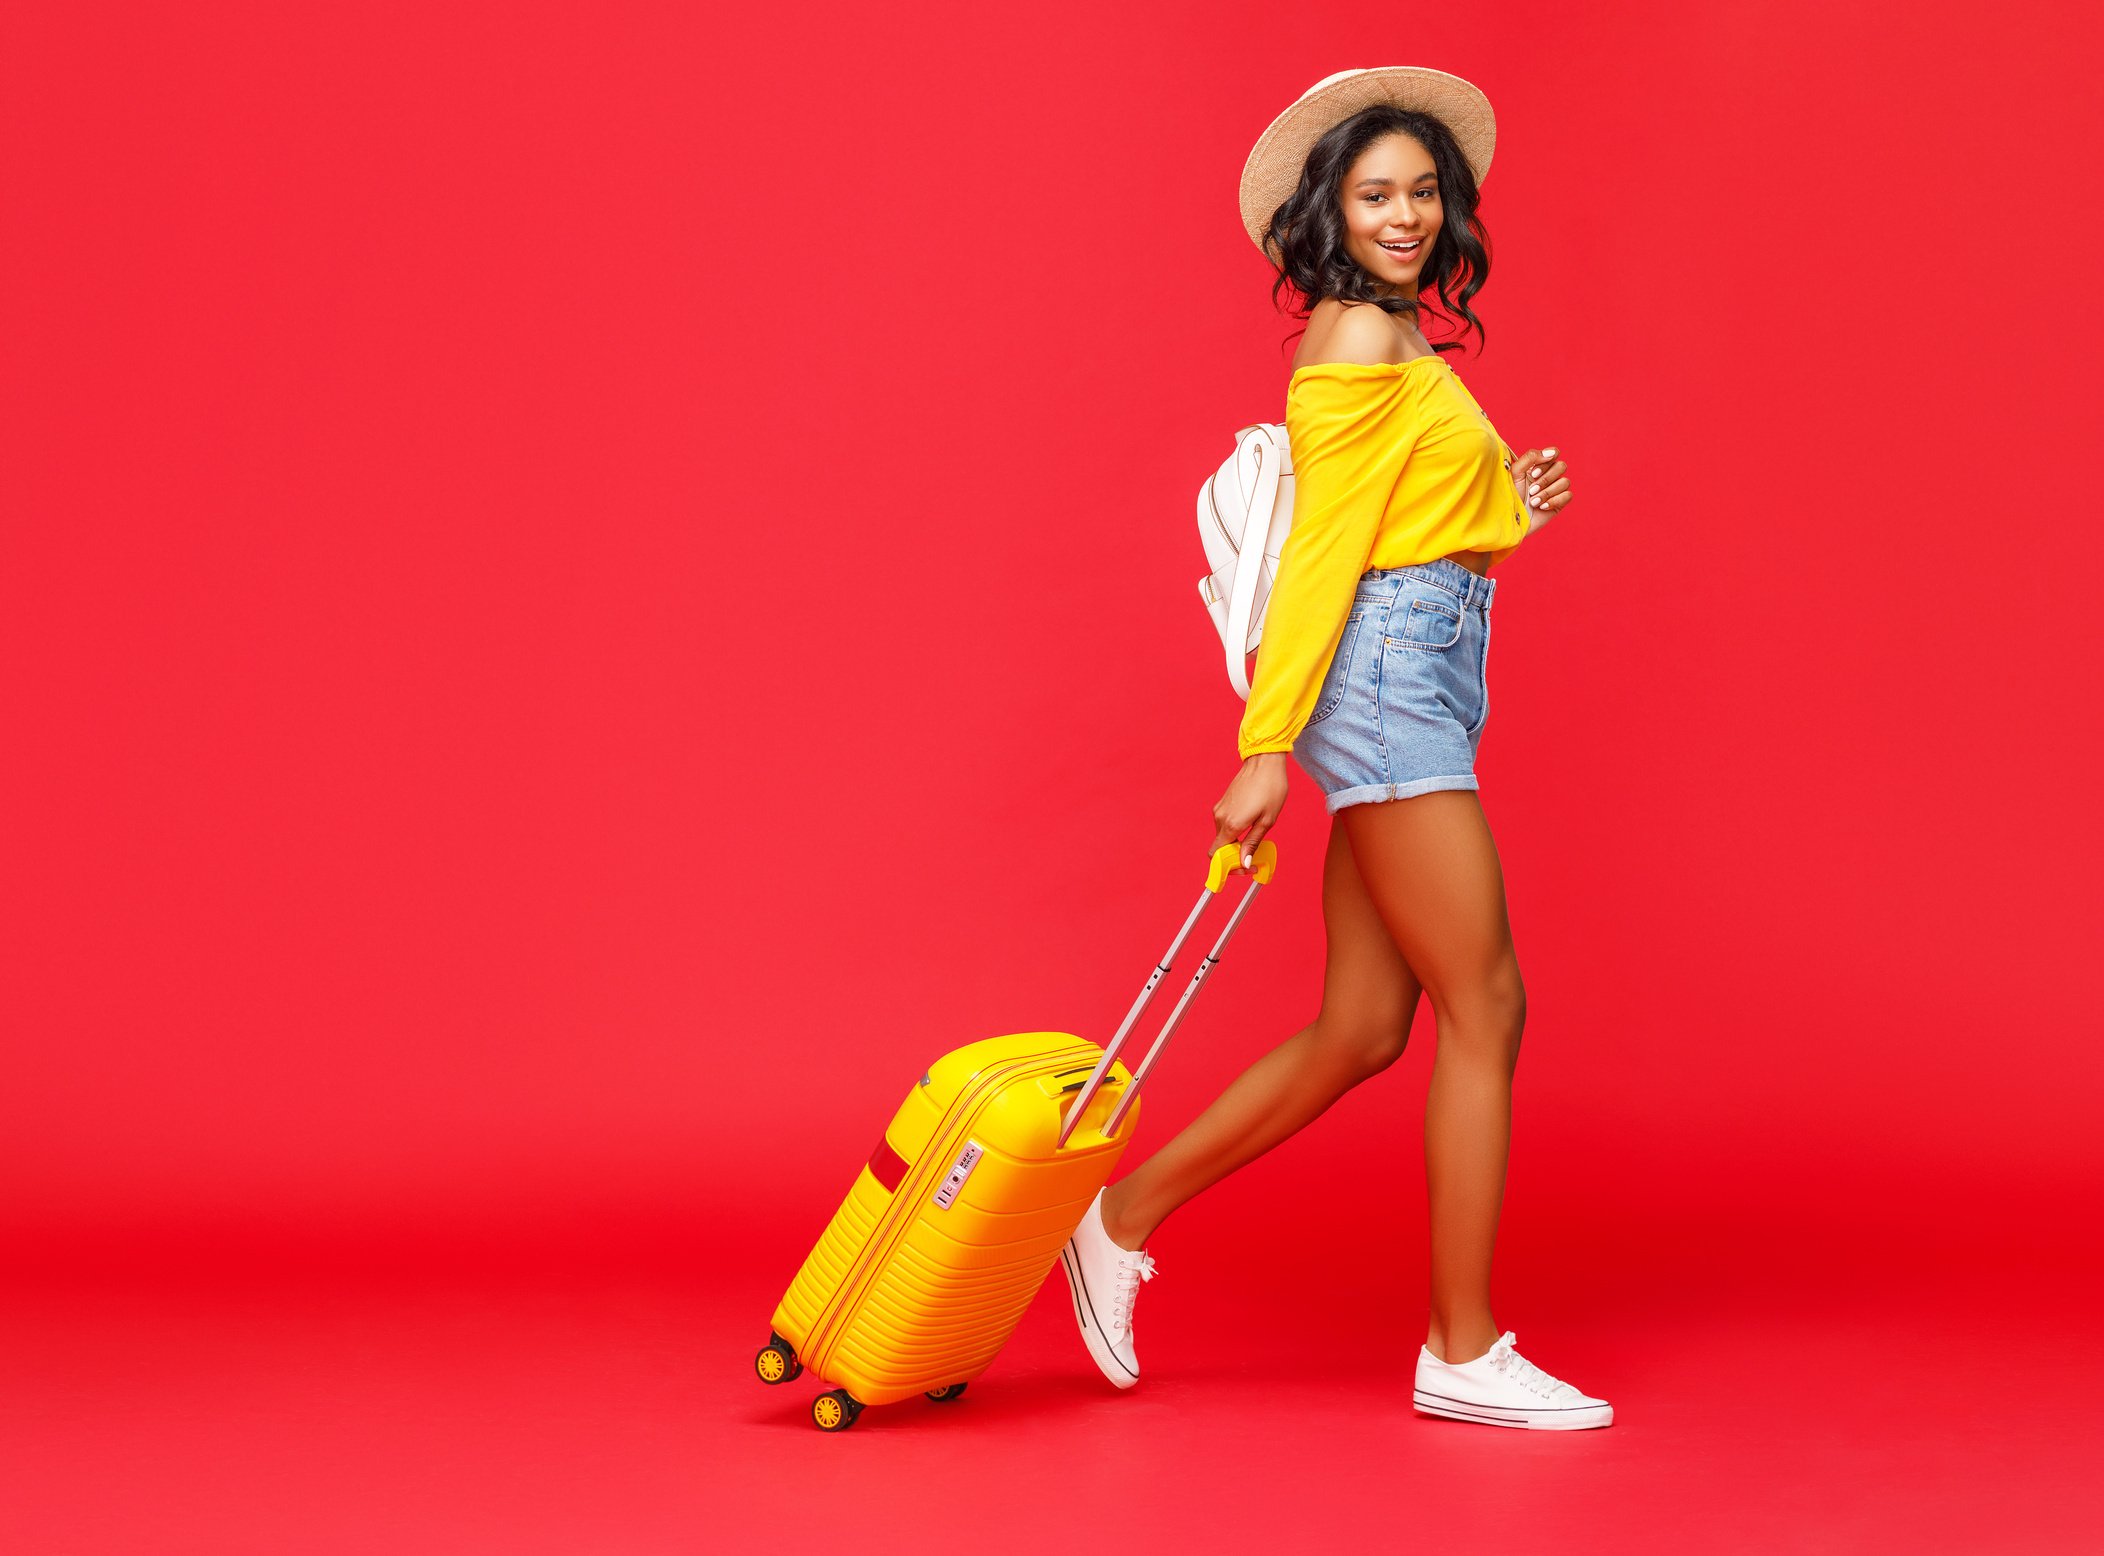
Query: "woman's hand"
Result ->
[[1213, 753, 1290, 874], [1512, 445, 1571, 532]]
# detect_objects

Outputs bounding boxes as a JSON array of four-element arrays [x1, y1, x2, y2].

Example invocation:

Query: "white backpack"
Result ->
[[1195, 420, 1297, 700]]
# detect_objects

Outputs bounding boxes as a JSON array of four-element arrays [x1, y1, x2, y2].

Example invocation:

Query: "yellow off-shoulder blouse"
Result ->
[[1235, 355, 1532, 761]]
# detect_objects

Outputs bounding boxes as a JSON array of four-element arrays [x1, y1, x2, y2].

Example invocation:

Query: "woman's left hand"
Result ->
[[1512, 445, 1571, 533]]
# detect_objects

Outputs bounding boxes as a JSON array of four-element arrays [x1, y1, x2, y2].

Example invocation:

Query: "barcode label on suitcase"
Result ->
[[932, 1139, 984, 1209]]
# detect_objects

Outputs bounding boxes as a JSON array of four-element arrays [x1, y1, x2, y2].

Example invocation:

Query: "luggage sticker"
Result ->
[[867, 1134, 910, 1194], [932, 1139, 984, 1210]]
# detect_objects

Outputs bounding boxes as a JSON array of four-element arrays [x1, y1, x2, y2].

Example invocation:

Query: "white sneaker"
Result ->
[[1058, 1189, 1157, 1389], [1413, 1331, 1614, 1429]]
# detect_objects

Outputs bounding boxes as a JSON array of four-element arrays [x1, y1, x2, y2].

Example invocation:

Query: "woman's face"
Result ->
[[1339, 132, 1443, 295]]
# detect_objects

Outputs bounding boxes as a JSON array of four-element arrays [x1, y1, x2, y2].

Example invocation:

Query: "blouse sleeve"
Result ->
[[1236, 370, 1426, 759]]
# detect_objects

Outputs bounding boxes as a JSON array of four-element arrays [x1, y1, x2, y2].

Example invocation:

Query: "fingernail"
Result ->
[[1528, 482, 1539, 493], [1544, 446, 1557, 455]]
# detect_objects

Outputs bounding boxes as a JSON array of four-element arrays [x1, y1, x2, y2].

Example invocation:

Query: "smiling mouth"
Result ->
[[1378, 239, 1423, 258]]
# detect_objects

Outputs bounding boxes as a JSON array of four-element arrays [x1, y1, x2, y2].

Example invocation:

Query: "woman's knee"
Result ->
[[1312, 1010, 1414, 1082], [1432, 960, 1526, 1059]]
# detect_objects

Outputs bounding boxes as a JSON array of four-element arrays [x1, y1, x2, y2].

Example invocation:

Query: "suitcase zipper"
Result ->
[[806, 1044, 1095, 1368], [805, 1047, 1067, 1370], [803, 1042, 1098, 1373]]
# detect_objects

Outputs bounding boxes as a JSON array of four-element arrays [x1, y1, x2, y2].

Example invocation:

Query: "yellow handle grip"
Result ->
[[1207, 838, 1278, 893]]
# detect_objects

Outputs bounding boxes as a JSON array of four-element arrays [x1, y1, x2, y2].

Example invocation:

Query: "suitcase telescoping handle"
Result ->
[[1056, 839, 1280, 1148]]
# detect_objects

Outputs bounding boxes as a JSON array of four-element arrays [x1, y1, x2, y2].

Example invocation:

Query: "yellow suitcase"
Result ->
[[754, 840, 1279, 1430]]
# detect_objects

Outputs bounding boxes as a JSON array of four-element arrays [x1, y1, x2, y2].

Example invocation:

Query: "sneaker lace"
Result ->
[[1108, 1249, 1158, 1334], [1485, 1331, 1575, 1401]]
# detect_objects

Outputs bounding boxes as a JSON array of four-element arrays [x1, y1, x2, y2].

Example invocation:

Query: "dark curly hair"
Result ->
[[1258, 104, 1492, 360]]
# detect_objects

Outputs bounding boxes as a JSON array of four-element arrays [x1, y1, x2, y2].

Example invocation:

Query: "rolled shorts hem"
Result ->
[[1324, 774, 1480, 815]]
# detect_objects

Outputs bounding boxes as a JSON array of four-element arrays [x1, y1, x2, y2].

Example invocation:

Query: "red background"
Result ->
[[5, 2, 2102, 1551]]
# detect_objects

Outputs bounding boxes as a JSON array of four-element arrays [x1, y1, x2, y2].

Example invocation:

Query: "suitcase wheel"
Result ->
[[812, 1389, 863, 1432], [754, 1335, 803, 1385], [925, 1382, 968, 1403]]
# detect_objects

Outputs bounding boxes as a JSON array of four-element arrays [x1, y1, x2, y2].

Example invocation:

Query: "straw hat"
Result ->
[[1238, 67, 1497, 256]]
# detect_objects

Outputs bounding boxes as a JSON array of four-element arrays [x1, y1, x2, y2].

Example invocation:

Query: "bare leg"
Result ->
[[1339, 789, 1525, 1366], [1098, 817, 1423, 1250]]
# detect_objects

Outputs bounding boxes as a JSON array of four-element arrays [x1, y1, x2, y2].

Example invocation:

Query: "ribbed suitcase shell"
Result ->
[[771, 1031, 1141, 1406]]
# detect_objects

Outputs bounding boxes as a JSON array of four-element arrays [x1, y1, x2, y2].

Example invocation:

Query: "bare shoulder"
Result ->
[[1291, 299, 1410, 373]]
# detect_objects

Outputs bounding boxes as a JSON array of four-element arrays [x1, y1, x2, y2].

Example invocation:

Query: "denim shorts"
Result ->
[[1291, 556, 1497, 814]]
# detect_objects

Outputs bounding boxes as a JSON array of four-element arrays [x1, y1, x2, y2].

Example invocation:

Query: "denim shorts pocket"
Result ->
[[1387, 594, 1464, 652], [1303, 611, 1367, 729]]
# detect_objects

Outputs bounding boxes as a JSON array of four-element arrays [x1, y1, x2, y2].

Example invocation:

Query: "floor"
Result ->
[[5, 1206, 2098, 1555]]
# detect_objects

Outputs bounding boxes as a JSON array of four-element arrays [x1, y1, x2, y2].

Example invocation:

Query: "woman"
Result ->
[[1058, 68, 1612, 1429]]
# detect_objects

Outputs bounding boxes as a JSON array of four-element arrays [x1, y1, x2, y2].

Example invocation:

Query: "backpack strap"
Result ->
[[1221, 429, 1283, 700]]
